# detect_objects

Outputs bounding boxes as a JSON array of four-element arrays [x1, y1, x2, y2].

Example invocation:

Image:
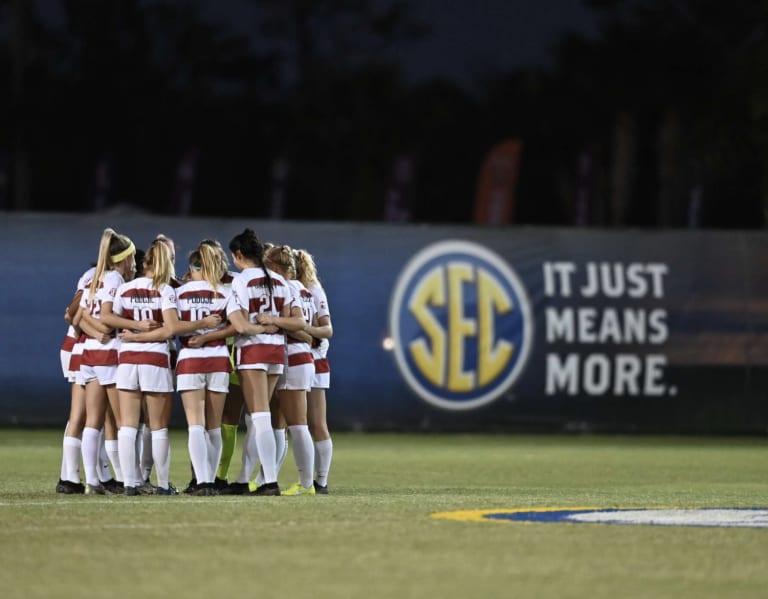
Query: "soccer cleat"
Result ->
[[213, 477, 228, 490], [281, 482, 316, 496], [124, 486, 139, 496], [101, 479, 124, 495], [56, 479, 85, 494], [188, 482, 218, 496], [155, 486, 175, 496], [167, 482, 180, 495], [252, 482, 281, 496], [85, 483, 106, 495], [183, 478, 197, 494], [136, 481, 156, 495], [219, 482, 250, 495], [313, 480, 329, 495]]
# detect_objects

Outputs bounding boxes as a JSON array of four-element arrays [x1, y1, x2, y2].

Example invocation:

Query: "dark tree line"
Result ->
[[2, 0, 767, 228]]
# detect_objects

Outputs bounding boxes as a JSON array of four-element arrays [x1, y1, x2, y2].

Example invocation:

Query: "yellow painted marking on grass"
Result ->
[[431, 507, 600, 522]]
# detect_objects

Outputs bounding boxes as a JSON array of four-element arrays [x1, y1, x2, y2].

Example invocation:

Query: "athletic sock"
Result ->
[[255, 428, 287, 485], [235, 415, 256, 484], [206, 427, 222, 481], [62, 436, 82, 483], [188, 425, 211, 484], [151, 428, 170, 490], [117, 427, 139, 487], [60, 421, 70, 480], [275, 428, 288, 472], [104, 439, 122, 482], [288, 425, 314, 489], [216, 423, 238, 480], [140, 423, 153, 482], [81, 427, 101, 487], [314, 438, 333, 487], [252, 412, 277, 484]]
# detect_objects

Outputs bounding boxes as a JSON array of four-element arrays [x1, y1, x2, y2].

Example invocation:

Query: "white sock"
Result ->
[[118, 427, 139, 487], [314, 438, 333, 487], [151, 428, 170, 490], [275, 428, 288, 472], [104, 439, 122, 482], [252, 412, 276, 484], [236, 414, 256, 484], [62, 436, 82, 483], [188, 425, 211, 484], [81, 427, 101, 487], [255, 428, 287, 485], [206, 428, 222, 481], [140, 424, 153, 482], [60, 421, 70, 480], [288, 425, 314, 489]]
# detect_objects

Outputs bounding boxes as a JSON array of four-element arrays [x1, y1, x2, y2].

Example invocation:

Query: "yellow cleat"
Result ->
[[281, 482, 316, 496]]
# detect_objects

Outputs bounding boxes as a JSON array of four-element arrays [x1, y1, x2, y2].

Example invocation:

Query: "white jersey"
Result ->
[[308, 284, 331, 360], [286, 279, 315, 367], [227, 266, 293, 366], [112, 276, 177, 367], [175, 280, 232, 374], [61, 266, 96, 353], [80, 269, 125, 367]]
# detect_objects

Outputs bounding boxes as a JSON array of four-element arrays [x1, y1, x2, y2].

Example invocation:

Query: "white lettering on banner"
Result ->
[[542, 261, 674, 397]]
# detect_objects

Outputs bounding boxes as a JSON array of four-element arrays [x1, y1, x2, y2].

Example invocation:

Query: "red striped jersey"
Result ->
[[79, 269, 125, 367], [175, 280, 232, 374], [112, 276, 177, 367], [227, 267, 293, 365]]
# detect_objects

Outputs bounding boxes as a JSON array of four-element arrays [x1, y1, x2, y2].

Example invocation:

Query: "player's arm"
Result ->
[[305, 314, 333, 340], [187, 322, 238, 347], [79, 308, 114, 335], [100, 302, 161, 333], [227, 309, 279, 337], [162, 308, 222, 337], [77, 309, 112, 343], [66, 290, 83, 323], [256, 304, 306, 332]]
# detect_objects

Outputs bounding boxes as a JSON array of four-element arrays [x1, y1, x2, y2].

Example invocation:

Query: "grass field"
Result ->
[[2, 429, 768, 599]]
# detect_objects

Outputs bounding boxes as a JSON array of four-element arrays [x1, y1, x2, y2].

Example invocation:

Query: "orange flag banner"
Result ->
[[473, 138, 523, 225]]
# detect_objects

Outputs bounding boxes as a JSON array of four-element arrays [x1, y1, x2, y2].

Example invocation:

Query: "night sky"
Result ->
[[388, 0, 598, 88], [202, 0, 599, 90]]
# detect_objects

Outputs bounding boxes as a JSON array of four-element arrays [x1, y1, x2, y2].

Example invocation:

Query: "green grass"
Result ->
[[2, 430, 768, 598]]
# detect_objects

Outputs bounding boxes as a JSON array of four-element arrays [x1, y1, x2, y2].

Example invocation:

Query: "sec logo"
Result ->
[[389, 240, 533, 410]]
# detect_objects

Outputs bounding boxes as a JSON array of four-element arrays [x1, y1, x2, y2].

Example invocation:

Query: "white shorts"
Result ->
[[59, 349, 72, 383], [312, 358, 330, 389], [116, 363, 174, 393], [277, 362, 314, 391], [312, 372, 330, 389], [79, 363, 118, 386], [238, 363, 284, 375], [177, 372, 230, 393]]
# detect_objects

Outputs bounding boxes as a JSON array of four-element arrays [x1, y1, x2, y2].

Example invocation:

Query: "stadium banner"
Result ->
[[1, 213, 766, 433]]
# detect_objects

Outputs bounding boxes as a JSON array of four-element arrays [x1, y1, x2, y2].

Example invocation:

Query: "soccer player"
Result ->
[[222, 228, 304, 496], [77, 228, 139, 495], [56, 266, 96, 494], [294, 248, 334, 494], [255, 244, 318, 495], [174, 242, 233, 495], [109, 239, 220, 496]]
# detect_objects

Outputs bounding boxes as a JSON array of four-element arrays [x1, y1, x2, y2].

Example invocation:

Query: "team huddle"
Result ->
[[57, 227, 333, 497]]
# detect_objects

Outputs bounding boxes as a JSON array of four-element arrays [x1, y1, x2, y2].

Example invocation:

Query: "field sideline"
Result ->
[[2, 429, 768, 599]]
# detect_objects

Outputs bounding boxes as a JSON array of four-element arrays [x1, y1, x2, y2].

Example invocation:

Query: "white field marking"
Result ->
[[0, 497, 257, 508], [567, 509, 768, 528], [5, 522, 229, 533]]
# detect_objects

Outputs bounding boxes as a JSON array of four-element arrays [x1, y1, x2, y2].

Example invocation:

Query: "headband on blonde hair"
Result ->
[[111, 242, 135, 264]]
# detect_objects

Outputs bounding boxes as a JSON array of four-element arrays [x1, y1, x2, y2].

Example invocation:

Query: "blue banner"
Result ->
[[1, 213, 766, 432]]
